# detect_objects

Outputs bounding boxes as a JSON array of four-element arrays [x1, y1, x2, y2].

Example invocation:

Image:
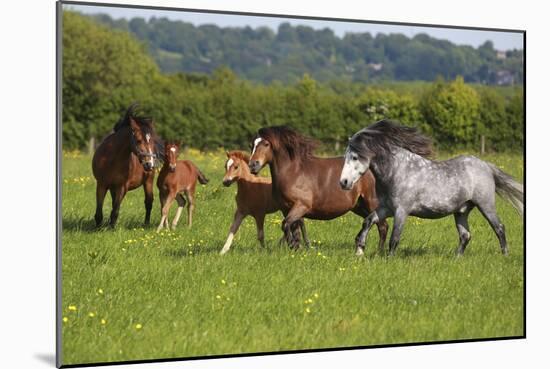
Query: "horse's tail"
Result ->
[[489, 163, 524, 216], [196, 168, 209, 185]]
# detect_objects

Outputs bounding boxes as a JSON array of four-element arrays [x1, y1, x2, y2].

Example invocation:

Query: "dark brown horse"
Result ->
[[156, 142, 209, 231], [220, 150, 309, 254], [248, 126, 388, 252], [92, 104, 160, 227]]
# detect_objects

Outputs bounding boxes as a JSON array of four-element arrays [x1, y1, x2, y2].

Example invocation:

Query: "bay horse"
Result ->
[[156, 142, 209, 232], [92, 104, 161, 227], [248, 126, 388, 252], [340, 119, 524, 256], [220, 151, 309, 255]]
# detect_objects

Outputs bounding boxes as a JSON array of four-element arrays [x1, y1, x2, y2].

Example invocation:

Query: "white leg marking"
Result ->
[[220, 233, 235, 255]]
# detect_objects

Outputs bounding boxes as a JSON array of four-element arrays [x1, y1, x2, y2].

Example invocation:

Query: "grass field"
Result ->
[[60, 149, 524, 366]]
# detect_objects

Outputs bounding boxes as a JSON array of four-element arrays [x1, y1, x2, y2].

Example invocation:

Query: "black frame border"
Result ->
[[56, 1, 527, 368]]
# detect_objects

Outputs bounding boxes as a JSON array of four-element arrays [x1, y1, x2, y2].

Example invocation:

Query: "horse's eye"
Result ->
[[352, 156, 358, 161], [234, 165, 239, 169], [264, 142, 269, 146]]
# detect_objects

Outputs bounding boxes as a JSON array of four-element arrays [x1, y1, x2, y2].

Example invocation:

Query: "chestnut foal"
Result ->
[[156, 142, 209, 231], [220, 151, 309, 255]]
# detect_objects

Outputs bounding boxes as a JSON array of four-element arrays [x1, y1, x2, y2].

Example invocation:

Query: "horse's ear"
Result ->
[[226, 151, 231, 158], [129, 117, 139, 132]]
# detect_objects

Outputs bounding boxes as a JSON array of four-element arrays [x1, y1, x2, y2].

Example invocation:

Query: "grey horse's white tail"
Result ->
[[489, 163, 524, 216]]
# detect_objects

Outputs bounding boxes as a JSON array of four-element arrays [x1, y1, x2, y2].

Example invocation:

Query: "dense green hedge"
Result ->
[[62, 11, 524, 153]]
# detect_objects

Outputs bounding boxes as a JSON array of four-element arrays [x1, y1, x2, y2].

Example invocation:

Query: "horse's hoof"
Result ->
[[355, 248, 365, 257], [219, 249, 228, 255]]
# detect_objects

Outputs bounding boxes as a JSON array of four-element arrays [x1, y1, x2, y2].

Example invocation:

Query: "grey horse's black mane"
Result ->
[[350, 119, 433, 158]]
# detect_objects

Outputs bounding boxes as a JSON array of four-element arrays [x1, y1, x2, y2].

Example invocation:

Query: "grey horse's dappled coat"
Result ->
[[340, 119, 523, 256]]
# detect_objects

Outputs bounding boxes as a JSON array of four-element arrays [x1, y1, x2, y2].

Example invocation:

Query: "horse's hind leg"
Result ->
[[94, 183, 108, 227], [171, 193, 187, 230], [477, 202, 508, 255], [454, 205, 473, 255], [185, 190, 195, 228], [254, 214, 266, 248]]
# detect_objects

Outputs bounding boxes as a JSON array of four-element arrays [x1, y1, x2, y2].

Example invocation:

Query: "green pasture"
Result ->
[[60, 150, 524, 365]]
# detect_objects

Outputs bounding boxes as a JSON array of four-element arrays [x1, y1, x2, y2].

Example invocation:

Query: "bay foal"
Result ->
[[220, 151, 309, 255], [156, 142, 209, 231]]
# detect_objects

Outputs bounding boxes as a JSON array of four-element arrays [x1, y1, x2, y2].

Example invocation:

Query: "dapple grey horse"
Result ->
[[339, 119, 523, 257]]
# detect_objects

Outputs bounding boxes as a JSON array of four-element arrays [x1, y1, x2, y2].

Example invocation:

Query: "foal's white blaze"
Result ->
[[170, 147, 176, 153], [226, 158, 234, 171], [251, 137, 262, 155], [145, 133, 151, 143]]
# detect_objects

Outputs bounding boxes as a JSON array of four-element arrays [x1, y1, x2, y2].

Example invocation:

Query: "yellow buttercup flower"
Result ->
[[68, 305, 77, 311], [135, 323, 142, 330], [88, 312, 95, 318], [305, 308, 311, 313], [101, 319, 107, 325], [63, 317, 68, 323]]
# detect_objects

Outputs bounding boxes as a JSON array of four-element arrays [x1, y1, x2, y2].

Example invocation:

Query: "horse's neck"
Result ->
[[112, 130, 133, 163], [371, 148, 428, 185], [269, 152, 295, 191]]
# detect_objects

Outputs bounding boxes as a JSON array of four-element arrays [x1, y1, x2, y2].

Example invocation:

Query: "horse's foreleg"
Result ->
[[143, 177, 154, 226], [388, 208, 407, 256], [283, 205, 308, 251], [220, 211, 245, 255], [171, 194, 187, 230], [157, 192, 175, 233], [356, 206, 390, 256], [254, 214, 266, 248], [298, 219, 311, 248], [109, 187, 127, 227], [376, 219, 389, 254], [94, 183, 108, 227]]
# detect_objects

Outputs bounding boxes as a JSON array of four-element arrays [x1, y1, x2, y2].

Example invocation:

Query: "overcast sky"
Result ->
[[67, 4, 524, 51]]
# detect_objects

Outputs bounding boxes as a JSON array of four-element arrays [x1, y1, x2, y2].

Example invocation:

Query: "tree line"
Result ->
[[62, 11, 524, 153], [89, 12, 523, 85]]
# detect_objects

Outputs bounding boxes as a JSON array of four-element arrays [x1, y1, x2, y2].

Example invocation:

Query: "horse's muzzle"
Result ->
[[169, 164, 177, 172], [222, 178, 233, 187], [143, 162, 154, 172], [339, 178, 352, 191], [249, 161, 261, 174]]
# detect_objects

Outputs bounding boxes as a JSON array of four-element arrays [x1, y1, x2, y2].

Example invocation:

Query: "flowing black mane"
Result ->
[[350, 119, 433, 158], [113, 103, 154, 135], [258, 126, 319, 161]]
